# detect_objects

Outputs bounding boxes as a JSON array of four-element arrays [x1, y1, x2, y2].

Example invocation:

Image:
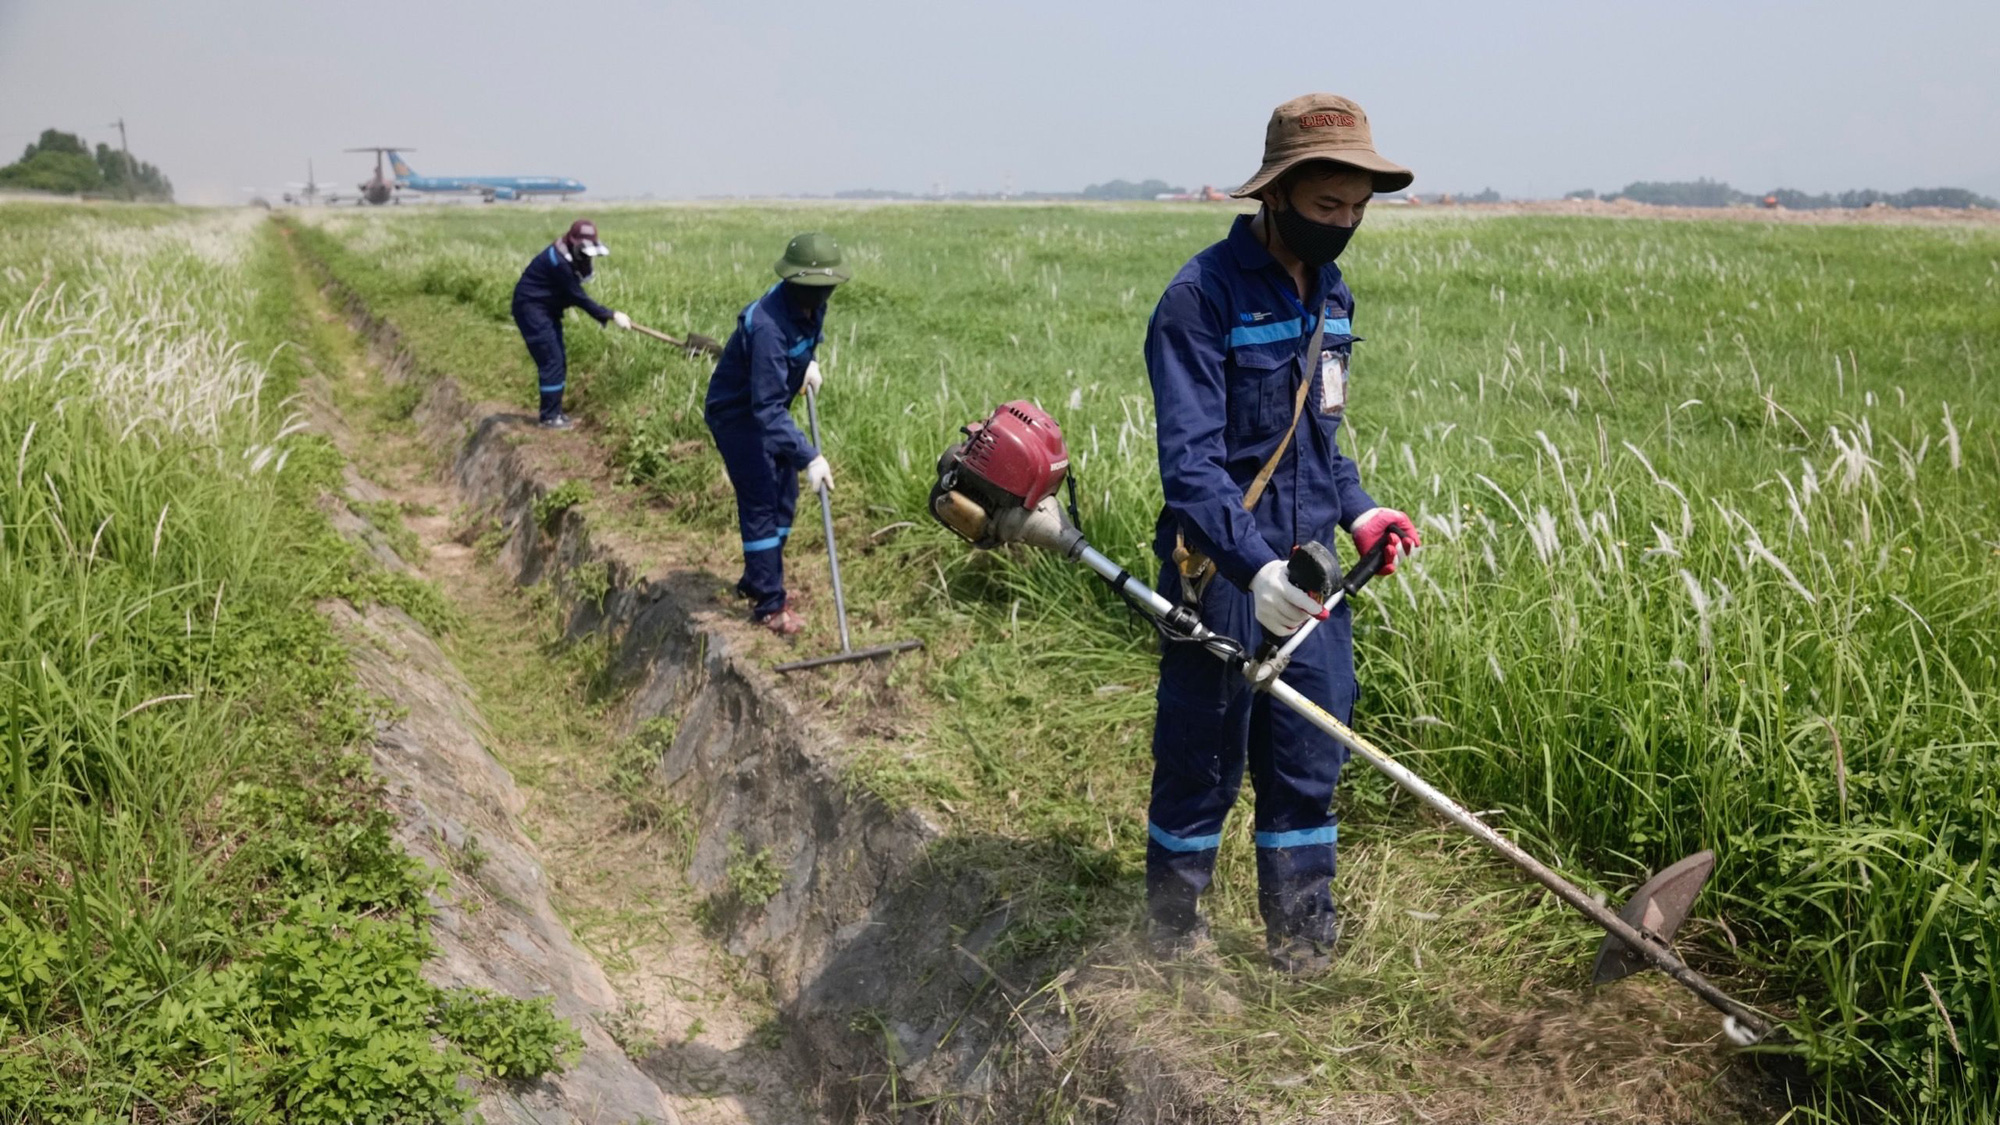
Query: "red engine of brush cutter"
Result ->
[[931, 401, 1071, 548]]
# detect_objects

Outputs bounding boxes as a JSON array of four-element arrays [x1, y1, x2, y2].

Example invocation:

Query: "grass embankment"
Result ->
[[0, 205, 576, 1121], [296, 205, 1999, 1122]]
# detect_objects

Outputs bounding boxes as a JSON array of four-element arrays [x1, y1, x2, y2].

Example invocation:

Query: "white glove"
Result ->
[[612, 310, 632, 330], [805, 455, 834, 494], [1249, 558, 1323, 636], [802, 360, 823, 395]]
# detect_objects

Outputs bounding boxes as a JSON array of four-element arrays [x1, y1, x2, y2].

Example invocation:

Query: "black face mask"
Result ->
[[568, 244, 594, 280], [1272, 206, 1358, 269], [783, 281, 830, 315]]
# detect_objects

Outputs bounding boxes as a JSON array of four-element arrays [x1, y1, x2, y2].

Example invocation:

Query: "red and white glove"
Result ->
[[1351, 508, 1422, 576]]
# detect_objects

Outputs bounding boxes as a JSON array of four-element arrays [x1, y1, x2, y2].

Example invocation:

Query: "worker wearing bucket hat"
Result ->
[[704, 233, 851, 635], [1141, 94, 1422, 974], [511, 218, 634, 429]]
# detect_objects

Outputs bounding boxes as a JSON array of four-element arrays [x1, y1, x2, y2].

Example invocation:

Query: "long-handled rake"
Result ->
[[929, 400, 1775, 1045], [629, 320, 723, 358], [775, 386, 924, 674]]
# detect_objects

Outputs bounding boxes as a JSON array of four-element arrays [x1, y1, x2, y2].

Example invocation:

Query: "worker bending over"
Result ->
[[704, 233, 847, 636], [511, 218, 631, 429], [1144, 94, 1422, 974]]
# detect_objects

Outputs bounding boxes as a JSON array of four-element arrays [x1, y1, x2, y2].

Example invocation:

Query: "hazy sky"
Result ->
[[3, 0, 1996, 206]]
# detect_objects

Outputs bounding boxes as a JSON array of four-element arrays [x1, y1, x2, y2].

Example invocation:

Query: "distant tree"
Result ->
[[95, 142, 172, 199], [1081, 178, 1185, 201], [1882, 186, 1995, 209], [1612, 178, 1751, 208], [1764, 185, 1996, 211], [0, 127, 172, 200], [1563, 188, 1597, 201]]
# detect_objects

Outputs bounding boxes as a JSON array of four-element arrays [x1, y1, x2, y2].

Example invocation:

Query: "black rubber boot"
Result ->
[[1146, 915, 1213, 963], [1268, 907, 1341, 977]]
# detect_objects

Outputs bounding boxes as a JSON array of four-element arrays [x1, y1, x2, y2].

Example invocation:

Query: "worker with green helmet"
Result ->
[[703, 232, 851, 636]]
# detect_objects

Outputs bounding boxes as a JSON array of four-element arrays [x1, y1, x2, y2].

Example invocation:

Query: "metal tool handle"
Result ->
[[803, 387, 852, 653]]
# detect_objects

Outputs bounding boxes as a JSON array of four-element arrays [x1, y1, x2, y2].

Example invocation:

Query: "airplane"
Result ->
[[368, 149, 585, 204], [346, 147, 412, 204], [281, 159, 344, 206]]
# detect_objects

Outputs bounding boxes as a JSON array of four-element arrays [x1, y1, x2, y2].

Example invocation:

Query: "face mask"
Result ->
[[569, 245, 595, 282], [1272, 205, 1358, 269], [784, 281, 830, 314]]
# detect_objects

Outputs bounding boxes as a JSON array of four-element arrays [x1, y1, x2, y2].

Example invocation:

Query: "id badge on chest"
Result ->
[[1318, 349, 1348, 416]]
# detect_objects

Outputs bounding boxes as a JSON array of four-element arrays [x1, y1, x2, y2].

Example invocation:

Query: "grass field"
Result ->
[[292, 201, 1999, 1122], [0, 205, 577, 1121], [31, 203, 1936, 1120]]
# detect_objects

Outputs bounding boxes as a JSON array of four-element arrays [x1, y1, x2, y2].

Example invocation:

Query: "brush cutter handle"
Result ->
[[1287, 541, 1340, 601], [1340, 535, 1393, 597], [1253, 537, 1394, 684]]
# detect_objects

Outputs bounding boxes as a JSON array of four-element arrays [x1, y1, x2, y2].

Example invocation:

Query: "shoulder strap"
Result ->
[[1241, 306, 1325, 512]]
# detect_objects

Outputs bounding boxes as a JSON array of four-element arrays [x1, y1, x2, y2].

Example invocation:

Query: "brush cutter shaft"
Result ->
[[803, 388, 851, 653], [1259, 677, 1771, 1040], [1073, 544, 1771, 1042], [1078, 544, 1179, 619]]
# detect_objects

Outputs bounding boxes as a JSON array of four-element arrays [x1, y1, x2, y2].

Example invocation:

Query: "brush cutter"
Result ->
[[628, 321, 724, 358], [928, 400, 1774, 1046], [775, 386, 923, 674]]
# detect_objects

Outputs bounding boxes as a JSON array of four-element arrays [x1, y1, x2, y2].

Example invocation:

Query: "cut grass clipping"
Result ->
[[0, 206, 577, 1120], [303, 205, 1992, 1122]]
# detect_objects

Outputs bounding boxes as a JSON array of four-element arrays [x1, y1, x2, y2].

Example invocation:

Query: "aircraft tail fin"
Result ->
[[387, 151, 417, 180]]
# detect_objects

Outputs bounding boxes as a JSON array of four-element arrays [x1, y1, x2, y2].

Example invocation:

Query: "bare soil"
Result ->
[[302, 291, 814, 1124]]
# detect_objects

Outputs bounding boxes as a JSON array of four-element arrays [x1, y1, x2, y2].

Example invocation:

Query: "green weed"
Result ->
[[726, 835, 785, 909], [534, 478, 593, 532], [433, 987, 584, 1081]]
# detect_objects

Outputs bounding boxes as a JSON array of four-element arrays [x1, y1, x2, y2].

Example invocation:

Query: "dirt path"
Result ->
[[300, 280, 814, 1124]]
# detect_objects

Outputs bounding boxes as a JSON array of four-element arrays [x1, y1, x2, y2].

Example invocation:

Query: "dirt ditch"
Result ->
[[296, 262, 1177, 1122]]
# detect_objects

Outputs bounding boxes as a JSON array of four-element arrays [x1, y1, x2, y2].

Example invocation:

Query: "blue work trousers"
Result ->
[[710, 422, 800, 617], [514, 303, 566, 421], [1146, 562, 1356, 944]]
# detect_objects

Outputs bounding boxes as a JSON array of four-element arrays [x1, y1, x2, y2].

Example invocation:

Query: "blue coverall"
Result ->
[[1145, 213, 1377, 945], [511, 244, 615, 422], [703, 284, 824, 618]]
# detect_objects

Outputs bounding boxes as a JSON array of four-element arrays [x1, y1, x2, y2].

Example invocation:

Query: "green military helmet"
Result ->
[[774, 231, 851, 286]]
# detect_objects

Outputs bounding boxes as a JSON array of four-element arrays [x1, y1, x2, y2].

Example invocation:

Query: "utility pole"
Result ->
[[107, 118, 136, 200]]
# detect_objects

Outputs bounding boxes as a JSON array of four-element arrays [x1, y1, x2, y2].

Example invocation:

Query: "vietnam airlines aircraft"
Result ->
[[385, 151, 585, 203]]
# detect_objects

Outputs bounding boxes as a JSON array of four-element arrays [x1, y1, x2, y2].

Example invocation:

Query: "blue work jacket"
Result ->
[[1146, 214, 1376, 589], [511, 244, 614, 325], [703, 285, 823, 465]]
